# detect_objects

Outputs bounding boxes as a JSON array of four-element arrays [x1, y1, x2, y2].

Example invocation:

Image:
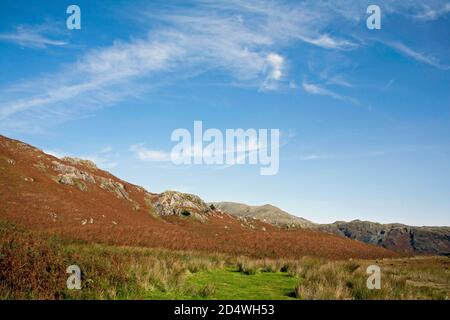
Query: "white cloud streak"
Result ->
[[130, 137, 279, 167], [0, 24, 67, 48], [130, 144, 171, 162], [412, 3, 450, 21], [1, 0, 448, 129], [302, 81, 360, 105], [298, 34, 358, 50], [0, 0, 365, 126], [387, 41, 450, 70]]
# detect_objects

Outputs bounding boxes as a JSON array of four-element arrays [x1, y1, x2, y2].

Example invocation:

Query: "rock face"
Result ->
[[52, 160, 96, 191], [98, 177, 130, 200], [320, 220, 450, 256], [52, 158, 136, 201], [212, 202, 316, 229], [153, 191, 218, 221]]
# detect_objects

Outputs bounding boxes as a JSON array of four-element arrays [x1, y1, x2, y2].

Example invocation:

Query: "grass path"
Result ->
[[146, 268, 299, 300]]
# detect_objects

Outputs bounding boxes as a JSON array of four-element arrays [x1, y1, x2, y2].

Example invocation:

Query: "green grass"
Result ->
[[146, 268, 299, 300], [1, 220, 448, 300]]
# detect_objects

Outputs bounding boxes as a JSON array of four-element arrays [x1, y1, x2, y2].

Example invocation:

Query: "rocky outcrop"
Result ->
[[50, 157, 219, 220], [62, 157, 98, 170], [51, 158, 143, 210], [98, 176, 130, 200], [153, 191, 219, 222], [320, 220, 450, 256], [52, 160, 96, 191]]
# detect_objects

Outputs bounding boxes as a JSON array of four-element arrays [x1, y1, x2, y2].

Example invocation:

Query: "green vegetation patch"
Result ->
[[146, 268, 299, 300]]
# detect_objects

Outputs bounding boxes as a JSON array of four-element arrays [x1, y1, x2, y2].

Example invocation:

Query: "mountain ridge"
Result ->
[[0, 134, 397, 260], [321, 220, 450, 256], [213, 201, 450, 256], [211, 201, 316, 229]]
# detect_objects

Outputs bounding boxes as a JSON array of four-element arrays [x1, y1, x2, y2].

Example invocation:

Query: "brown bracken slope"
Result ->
[[0, 135, 398, 260]]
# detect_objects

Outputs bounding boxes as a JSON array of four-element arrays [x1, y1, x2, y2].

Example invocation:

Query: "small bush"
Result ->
[[262, 260, 280, 273], [237, 259, 258, 275], [198, 283, 216, 298]]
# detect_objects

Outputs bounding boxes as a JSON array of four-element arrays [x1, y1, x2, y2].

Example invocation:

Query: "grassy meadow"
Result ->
[[0, 220, 448, 300]]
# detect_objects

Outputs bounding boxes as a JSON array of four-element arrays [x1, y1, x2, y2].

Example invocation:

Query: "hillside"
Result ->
[[211, 202, 316, 228], [213, 202, 449, 256], [0, 134, 397, 260]]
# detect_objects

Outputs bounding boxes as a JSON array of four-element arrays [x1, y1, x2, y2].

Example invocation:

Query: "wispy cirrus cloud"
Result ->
[[314, 0, 450, 22], [0, 0, 369, 127], [130, 144, 171, 162], [412, 3, 450, 21], [130, 133, 283, 168], [302, 81, 360, 105], [193, 0, 360, 50], [298, 154, 335, 161], [129, 140, 264, 164], [1, 4, 297, 125], [297, 34, 359, 50], [1, 0, 448, 131], [0, 24, 67, 48], [308, 57, 357, 89], [386, 41, 450, 70], [0, 36, 183, 121]]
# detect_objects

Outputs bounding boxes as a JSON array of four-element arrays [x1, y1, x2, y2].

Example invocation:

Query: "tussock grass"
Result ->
[[1, 220, 448, 300], [236, 258, 258, 275], [193, 283, 217, 298], [0, 221, 224, 299], [292, 258, 449, 300]]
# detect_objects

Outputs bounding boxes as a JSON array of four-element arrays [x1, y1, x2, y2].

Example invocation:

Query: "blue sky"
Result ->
[[1, 0, 449, 226]]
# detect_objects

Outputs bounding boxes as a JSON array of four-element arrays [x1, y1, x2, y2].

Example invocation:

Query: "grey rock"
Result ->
[[319, 220, 450, 256], [153, 191, 217, 221]]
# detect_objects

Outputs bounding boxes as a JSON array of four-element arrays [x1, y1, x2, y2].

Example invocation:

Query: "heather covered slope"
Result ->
[[0, 134, 396, 260]]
